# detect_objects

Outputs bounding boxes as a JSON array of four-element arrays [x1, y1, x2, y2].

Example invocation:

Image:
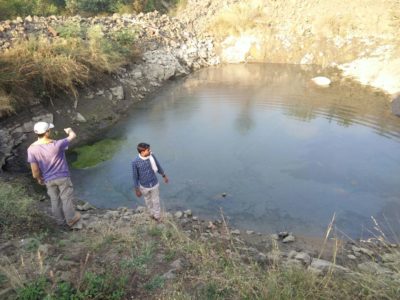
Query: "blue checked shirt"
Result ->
[[132, 154, 165, 189]]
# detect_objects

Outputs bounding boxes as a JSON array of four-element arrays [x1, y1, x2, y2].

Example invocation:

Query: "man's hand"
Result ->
[[30, 163, 44, 185], [163, 175, 169, 184], [135, 188, 142, 197], [64, 127, 76, 142]]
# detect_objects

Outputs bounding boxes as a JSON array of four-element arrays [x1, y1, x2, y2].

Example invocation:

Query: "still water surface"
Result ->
[[71, 64, 400, 238]]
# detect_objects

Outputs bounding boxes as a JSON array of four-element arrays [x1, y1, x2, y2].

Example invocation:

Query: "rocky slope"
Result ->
[[180, 0, 400, 97], [0, 11, 218, 171]]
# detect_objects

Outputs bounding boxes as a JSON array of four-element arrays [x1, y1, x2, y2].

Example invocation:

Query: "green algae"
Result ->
[[72, 139, 124, 169]]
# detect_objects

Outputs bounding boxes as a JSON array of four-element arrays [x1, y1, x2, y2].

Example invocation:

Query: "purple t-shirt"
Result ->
[[27, 138, 70, 182]]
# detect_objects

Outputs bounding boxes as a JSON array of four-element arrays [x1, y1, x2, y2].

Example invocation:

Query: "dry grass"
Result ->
[[0, 24, 137, 114], [208, 0, 267, 37], [0, 91, 14, 117], [1, 210, 400, 299]]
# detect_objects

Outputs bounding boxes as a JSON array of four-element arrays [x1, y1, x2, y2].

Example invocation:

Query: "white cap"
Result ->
[[33, 121, 54, 134]]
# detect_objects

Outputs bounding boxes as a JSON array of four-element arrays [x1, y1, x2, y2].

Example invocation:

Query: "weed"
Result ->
[[77, 271, 126, 299], [0, 272, 7, 285], [144, 275, 164, 291], [56, 20, 87, 39], [164, 249, 177, 262], [148, 225, 163, 237], [24, 238, 40, 252], [17, 277, 48, 300], [52, 281, 77, 300]]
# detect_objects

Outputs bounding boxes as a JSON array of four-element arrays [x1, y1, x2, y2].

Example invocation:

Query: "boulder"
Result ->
[[308, 258, 349, 275], [311, 76, 331, 87], [357, 262, 393, 275], [391, 95, 400, 117]]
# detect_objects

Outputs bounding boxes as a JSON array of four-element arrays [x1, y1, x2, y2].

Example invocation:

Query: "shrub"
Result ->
[[0, 0, 59, 20], [65, 0, 129, 14], [17, 277, 48, 300]]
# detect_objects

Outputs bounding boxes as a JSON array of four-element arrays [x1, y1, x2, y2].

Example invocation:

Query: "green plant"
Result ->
[[51, 282, 77, 300], [144, 275, 164, 291], [66, 0, 125, 14], [0, 0, 60, 20], [56, 20, 87, 38], [0, 272, 7, 285], [17, 277, 48, 300], [78, 271, 126, 299], [148, 225, 162, 237], [121, 241, 155, 273]]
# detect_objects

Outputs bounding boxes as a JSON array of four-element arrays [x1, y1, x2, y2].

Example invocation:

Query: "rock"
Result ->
[[170, 258, 185, 271], [174, 211, 183, 219], [75, 112, 87, 123], [358, 247, 374, 256], [311, 76, 331, 87], [391, 95, 400, 116], [255, 252, 267, 263], [278, 232, 289, 239], [231, 229, 241, 235], [347, 254, 357, 260], [308, 258, 349, 275], [207, 221, 216, 230], [71, 220, 83, 230], [110, 86, 125, 100], [192, 216, 199, 221], [246, 230, 255, 235], [135, 206, 146, 213], [288, 250, 298, 259], [77, 202, 93, 211], [381, 252, 400, 263], [104, 211, 120, 219], [183, 209, 192, 217], [162, 269, 176, 280], [282, 235, 295, 243], [357, 262, 393, 275], [284, 259, 304, 269], [270, 234, 279, 240], [295, 252, 312, 265]]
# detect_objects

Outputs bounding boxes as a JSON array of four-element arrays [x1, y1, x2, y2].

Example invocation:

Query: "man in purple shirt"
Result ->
[[27, 121, 81, 229]]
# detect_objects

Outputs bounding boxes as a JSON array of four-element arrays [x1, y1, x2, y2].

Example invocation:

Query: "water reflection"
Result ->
[[70, 64, 400, 238]]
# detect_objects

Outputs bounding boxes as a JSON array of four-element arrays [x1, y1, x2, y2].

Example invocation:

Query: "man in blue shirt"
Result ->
[[132, 143, 169, 221]]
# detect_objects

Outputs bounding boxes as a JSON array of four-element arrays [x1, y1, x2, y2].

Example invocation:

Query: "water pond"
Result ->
[[70, 64, 400, 238]]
